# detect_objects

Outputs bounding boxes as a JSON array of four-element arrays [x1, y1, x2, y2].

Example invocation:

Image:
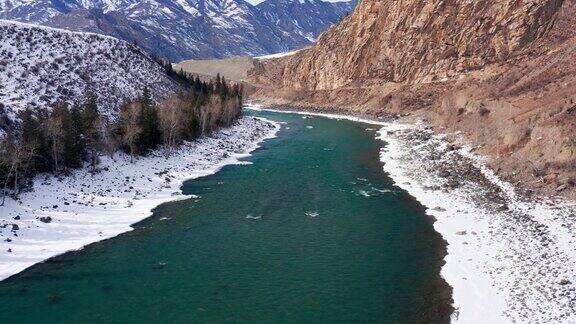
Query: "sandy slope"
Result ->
[[175, 56, 256, 82], [175, 50, 301, 83]]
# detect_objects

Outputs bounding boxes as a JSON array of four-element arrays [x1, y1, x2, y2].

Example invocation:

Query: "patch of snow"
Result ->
[[175, 0, 200, 16], [255, 49, 303, 60], [0, 116, 280, 281]]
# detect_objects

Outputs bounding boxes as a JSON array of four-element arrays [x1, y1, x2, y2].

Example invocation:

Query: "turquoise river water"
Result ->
[[0, 110, 451, 323]]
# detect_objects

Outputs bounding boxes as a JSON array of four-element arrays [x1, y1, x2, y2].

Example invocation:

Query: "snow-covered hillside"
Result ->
[[257, 0, 354, 43], [0, 20, 178, 129], [0, 0, 356, 61]]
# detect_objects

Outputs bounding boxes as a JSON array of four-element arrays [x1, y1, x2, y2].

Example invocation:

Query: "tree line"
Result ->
[[0, 74, 243, 203]]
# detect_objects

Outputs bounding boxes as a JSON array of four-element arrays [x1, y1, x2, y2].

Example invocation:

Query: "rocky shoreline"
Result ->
[[380, 122, 576, 323]]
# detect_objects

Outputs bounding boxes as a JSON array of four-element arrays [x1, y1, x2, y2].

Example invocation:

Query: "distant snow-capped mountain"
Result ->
[[0, 0, 356, 61], [0, 20, 178, 130], [257, 0, 353, 42]]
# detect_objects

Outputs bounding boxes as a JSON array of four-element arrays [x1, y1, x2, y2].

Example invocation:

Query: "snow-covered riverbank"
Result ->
[[247, 104, 576, 324], [379, 123, 576, 324], [0, 116, 280, 281]]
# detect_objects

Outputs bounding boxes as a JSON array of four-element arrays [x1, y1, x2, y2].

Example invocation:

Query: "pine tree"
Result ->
[[231, 84, 240, 99], [165, 60, 174, 74], [51, 104, 85, 168], [201, 81, 208, 95], [48, 103, 71, 173], [70, 104, 86, 162], [138, 86, 162, 152], [81, 88, 102, 171], [21, 108, 51, 173], [183, 90, 197, 138], [194, 76, 202, 92], [0, 159, 8, 205], [215, 73, 222, 94], [220, 77, 228, 99]]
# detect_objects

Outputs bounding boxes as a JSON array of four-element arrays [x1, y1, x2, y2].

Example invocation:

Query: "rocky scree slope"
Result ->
[[0, 0, 356, 61], [249, 0, 576, 199], [0, 20, 178, 131]]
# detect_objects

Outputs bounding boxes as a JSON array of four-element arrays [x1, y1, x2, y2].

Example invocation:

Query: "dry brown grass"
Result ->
[[175, 56, 256, 82]]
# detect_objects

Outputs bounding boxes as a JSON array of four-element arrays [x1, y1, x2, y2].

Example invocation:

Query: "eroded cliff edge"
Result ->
[[249, 0, 576, 199]]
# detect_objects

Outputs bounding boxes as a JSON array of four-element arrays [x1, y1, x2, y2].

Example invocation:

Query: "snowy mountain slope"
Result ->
[[0, 0, 356, 61], [257, 0, 354, 43], [0, 20, 178, 130]]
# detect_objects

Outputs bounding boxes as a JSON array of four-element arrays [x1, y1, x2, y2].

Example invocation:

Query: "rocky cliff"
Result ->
[[249, 0, 576, 198]]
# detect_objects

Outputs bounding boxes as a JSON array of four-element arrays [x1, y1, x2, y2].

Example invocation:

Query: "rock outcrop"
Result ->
[[253, 0, 568, 88], [249, 0, 576, 198]]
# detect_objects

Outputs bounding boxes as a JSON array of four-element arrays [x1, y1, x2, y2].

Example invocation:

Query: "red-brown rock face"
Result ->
[[249, 0, 576, 198], [251, 0, 567, 90]]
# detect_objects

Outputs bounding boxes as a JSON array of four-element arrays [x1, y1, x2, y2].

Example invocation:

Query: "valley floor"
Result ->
[[0, 116, 280, 281], [248, 104, 576, 324], [2, 104, 575, 323]]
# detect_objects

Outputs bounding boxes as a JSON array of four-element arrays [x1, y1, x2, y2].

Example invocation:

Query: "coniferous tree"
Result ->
[[179, 91, 199, 140], [138, 86, 162, 152], [231, 84, 240, 99], [81, 88, 103, 171], [68, 103, 86, 167], [0, 159, 8, 205], [215, 73, 222, 94], [29, 108, 53, 173], [51, 103, 86, 170], [166, 61, 173, 74], [200, 81, 208, 95], [20, 108, 45, 173]]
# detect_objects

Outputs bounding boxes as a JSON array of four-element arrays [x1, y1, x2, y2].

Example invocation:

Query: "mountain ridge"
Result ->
[[0, 0, 356, 61], [0, 19, 179, 131]]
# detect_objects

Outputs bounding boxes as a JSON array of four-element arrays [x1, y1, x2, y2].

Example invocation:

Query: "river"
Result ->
[[0, 110, 451, 323]]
